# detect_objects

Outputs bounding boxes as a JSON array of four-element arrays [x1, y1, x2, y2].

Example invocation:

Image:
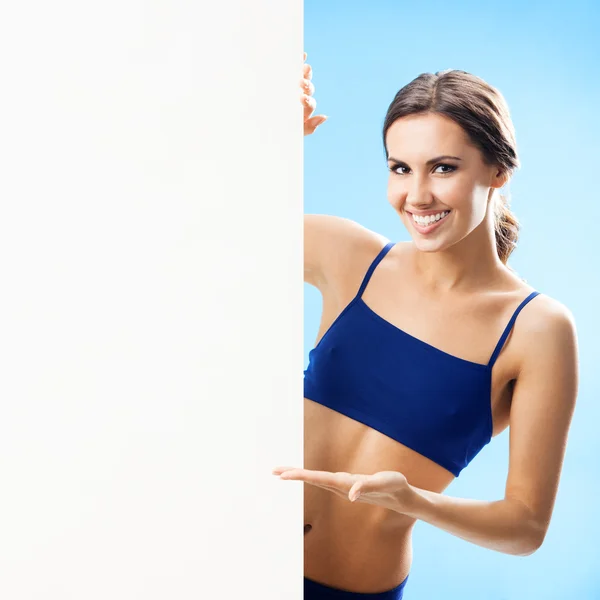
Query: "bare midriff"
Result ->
[[304, 397, 458, 594]]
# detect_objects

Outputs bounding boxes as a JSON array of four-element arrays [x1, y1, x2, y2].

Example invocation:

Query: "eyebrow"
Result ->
[[387, 155, 462, 166]]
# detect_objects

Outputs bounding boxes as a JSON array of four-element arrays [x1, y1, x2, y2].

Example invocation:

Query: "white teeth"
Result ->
[[412, 210, 450, 226]]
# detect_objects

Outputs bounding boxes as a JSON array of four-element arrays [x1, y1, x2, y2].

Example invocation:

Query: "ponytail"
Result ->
[[494, 192, 520, 265]]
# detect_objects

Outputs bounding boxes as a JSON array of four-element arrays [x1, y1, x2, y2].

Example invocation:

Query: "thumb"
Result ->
[[348, 475, 375, 501]]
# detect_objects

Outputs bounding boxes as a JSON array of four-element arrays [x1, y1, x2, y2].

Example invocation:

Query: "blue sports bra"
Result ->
[[304, 242, 541, 477]]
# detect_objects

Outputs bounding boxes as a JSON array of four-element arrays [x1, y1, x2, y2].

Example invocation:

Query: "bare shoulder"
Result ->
[[304, 214, 389, 290], [514, 291, 578, 372], [519, 292, 576, 337]]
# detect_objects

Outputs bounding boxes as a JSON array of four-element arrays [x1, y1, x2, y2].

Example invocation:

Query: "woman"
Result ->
[[273, 53, 579, 599]]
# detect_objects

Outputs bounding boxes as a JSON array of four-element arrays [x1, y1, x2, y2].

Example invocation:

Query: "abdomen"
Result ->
[[304, 398, 455, 592]]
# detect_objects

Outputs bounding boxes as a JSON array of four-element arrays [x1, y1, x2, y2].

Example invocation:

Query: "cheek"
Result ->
[[433, 178, 490, 223], [386, 177, 408, 209], [464, 182, 492, 221], [430, 178, 470, 208]]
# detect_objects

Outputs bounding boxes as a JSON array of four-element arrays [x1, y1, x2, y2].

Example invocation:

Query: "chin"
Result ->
[[398, 216, 447, 252], [411, 238, 450, 253]]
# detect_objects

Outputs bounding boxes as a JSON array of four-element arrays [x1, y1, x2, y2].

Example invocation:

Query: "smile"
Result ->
[[409, 210, 451, 234]]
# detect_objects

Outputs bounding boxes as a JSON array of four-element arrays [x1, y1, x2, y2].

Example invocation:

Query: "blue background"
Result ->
[[304, 1, 600, 597]]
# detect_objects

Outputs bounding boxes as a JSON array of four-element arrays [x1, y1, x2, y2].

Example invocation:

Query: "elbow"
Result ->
[[511, 522, 547, 557], [502, 498, 548, 556], [513, 540, 542, 557]]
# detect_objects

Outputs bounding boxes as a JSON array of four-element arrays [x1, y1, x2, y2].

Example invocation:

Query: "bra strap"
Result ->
[[487, 291, 541, 368], [356, 242, 395, 298]]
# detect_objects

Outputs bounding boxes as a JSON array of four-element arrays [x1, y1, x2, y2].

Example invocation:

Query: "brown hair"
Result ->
[[382, 70, 520, 264]]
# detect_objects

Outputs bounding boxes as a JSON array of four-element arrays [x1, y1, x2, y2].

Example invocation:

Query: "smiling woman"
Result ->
[[273, 53, 579, 600], [382, 70, 520, 264]]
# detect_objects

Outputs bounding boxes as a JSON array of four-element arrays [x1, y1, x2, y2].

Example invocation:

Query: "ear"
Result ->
[[490, 168, 509, 189]]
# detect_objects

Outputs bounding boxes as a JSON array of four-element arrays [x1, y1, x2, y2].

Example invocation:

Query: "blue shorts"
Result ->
[[304, 574, 409, 599]]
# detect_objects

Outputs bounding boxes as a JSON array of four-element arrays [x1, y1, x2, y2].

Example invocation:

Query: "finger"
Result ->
[[277, 467, 344, 489], [303, 51, 307, 61], [302, 93, 316, 121], [280, 468, 343, 487], [272, 465, 300, 475], [349, 481, 365, 502], [303, 62, 312, 81], [299, 77, 315, 96], [305, 481, 349, 497], [296, 478, 352, 500], [281, 469, 359, 496], [278, 467, 316, 481], [304, 115, 328, 136], [348, 472, 400, 500], [280, 468, 366, 501]]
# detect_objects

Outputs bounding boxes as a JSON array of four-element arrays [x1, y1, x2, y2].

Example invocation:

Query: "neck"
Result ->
[[410, 208, 504, 294]]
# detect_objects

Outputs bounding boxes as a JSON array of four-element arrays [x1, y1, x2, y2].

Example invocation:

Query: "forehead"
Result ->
[[386, 112, 475, 158]]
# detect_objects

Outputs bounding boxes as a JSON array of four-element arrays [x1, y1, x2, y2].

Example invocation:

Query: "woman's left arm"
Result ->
[[402, 303, 579, 556]]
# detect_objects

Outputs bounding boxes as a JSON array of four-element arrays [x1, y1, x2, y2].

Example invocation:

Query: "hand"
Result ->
[[272, 466, 416, 513], [302, 52, 328, 136]]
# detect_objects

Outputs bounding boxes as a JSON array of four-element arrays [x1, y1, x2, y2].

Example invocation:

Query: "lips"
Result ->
[[407, 210, 451, 234]]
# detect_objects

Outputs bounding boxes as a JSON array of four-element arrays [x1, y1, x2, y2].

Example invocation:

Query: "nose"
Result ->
[[406, 175, 434, 208]]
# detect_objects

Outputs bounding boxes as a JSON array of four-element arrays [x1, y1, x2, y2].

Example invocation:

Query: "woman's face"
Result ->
[[385, 112, 506, 253]]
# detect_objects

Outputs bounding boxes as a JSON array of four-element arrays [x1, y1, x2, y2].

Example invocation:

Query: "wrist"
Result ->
[[398, 484, 431, 519]]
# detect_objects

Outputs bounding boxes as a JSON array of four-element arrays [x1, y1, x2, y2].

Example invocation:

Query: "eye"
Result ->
[[388, 164, 410, 175], [434, 164, 457, 174], [388, 163, 457, 176]]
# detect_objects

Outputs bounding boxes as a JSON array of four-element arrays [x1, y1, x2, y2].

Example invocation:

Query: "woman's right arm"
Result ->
[[302, 53, 386, 292], [304, 214, 386, 291]]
